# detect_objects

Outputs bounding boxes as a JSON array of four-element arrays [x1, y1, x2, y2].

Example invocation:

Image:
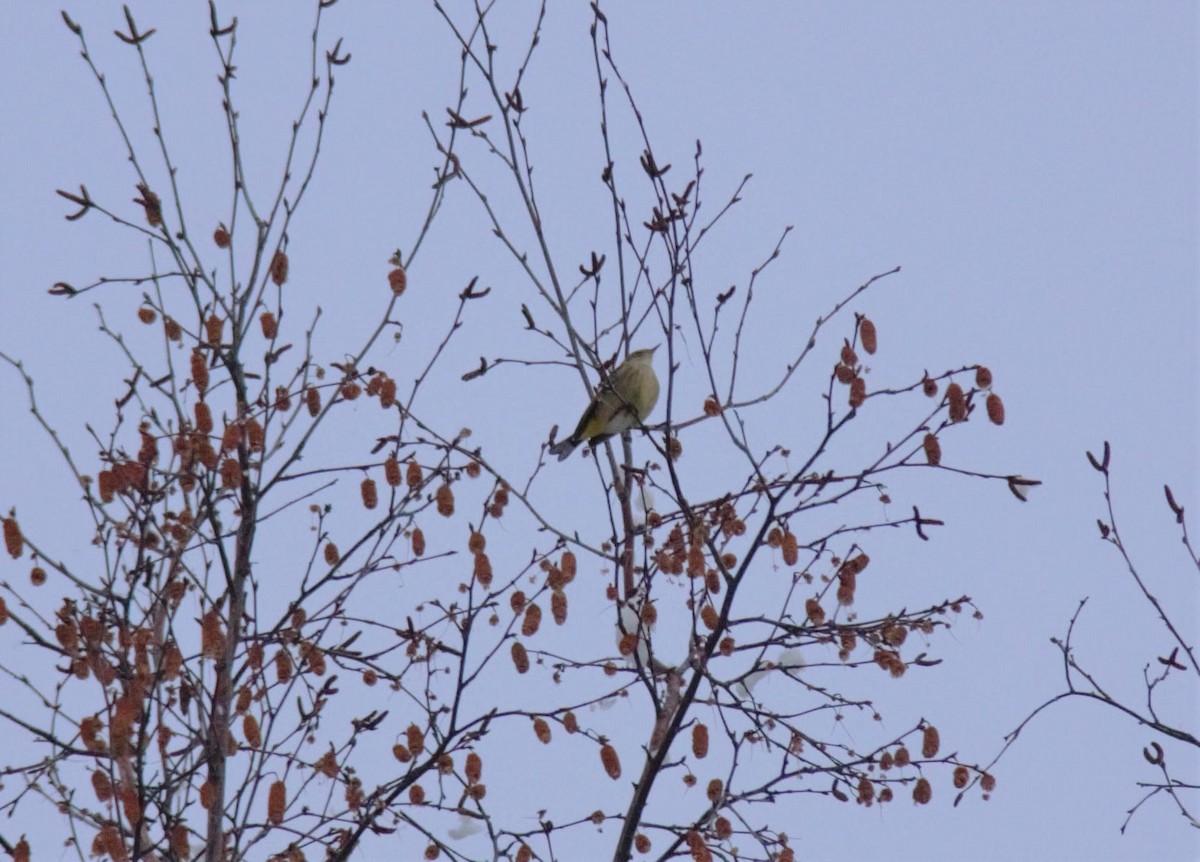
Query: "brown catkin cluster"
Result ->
[[692, 723, 709, 758], [859, 317, 878, 354], [913, 777, 932, 805], [388, 266, 407, 295], [511, 641, 530, 674], [3, 517, 22, 558], [946, 382, 967, 422]]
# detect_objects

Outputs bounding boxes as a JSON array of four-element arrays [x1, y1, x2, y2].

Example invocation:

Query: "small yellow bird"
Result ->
[[549, 346, 661, 461]]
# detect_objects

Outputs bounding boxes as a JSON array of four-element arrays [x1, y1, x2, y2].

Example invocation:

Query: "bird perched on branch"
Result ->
[[549, 346, 660, 461]]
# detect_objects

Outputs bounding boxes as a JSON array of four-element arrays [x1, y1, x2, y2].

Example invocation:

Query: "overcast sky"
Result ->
[[1, 3, 1197, 861]]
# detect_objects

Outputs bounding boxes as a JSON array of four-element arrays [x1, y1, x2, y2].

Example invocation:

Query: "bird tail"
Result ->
[[548, 437, 579, 461]]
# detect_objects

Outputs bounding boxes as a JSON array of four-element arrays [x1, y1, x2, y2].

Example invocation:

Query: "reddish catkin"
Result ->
[[411, 528, 426, 556], [706, 778, 723, 803], [986, 392, 1005, 425], [269, 251, 289, 286], [700, 603, 719, 630], [361, 478, 378, 510], [634, 834, 652, 854], [975, 365, 993, 389], [213, 223, 231, 247], [894, 746, 911, 767], [714, 816, 733, 840], [849, 376, 866, 408], [324, 542, 339, 566], [691, 722, 710, 759], [3, 517, 22, 558], [781, 530, 799, 566], [98, 470, 116, 502], [980, 773, 997, 793], [156, 318, 182, 348], [805, 597, 826, 625], [946, 382, 967, 422], [913, 777, 932, 805], [511, 641, 530, 674], [953, 765, 970, 788], [379, 376, 397, 408], [860, 317, 878, 354], [199, 780, 215, 809], [243, 714, 261, 749], [194, 401, 214, 435], [563, 711, 579, 734], [465, 751, 483, 784], [600, 744, 621, 780], [275, 649, 293, 683], [384, 455, 402, 487], [406, 460, 423, 488], [246, 418, 264, 452], [922, 374, 938, 397], [436, 484, 454, 516], [521, 604, 542, 637], [468, 531, 486, 553], [205, 314, 224, 347], [305, 386, 321, 416], [551, 589, 567, 625], [259, 311, 278, 339], [408, 784, 426, 805], [473, 552, 493, 588], [533, 718, 552, 744], [201, 609, 225, 660], [220, 457, 243, 489], [515, 845, 533, 862], [406, 724, 426, 756], [834, 362, 856, 384], [92, 769, 113, 801], [923, 433, 942, 466], [137, 305, 156, 324], [922, 724, 941, 758], [191, 349, 209, 395], [169, 823, 190, 858], [267, 779, 286, 824], [388, 266, 407, 295]]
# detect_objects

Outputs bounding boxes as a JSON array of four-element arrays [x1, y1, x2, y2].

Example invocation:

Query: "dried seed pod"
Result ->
[[324, 542, 339, 566], [986, 392, 1005, 425], [718, 636, 734, 656], [551, 589, 567, 625], [379, 376, 397, 408], [980, 773, 996, 793], [700, 603, 719, 630], [953, 765, 970, 788], [703, 397, 722, 416], [858, 776, 875, 805], [894, 746, 910, 767], [246, 418, 264, 452], [468, 531, 486, 553], [859, 317, 877, 354], [392, 743, 412, 763], [137, 306, 156, 324], [408, 784, 425, 804], [600, 743, 621, 780], [533, 718, 551, 744], [840, 343, 858, 367], [340, 381, 362, 400], [634, 833, 652, 854], [220, 457, 243, 489], [563, 711, 579, 733], [975, 365, 992, 389], [834, 363, 856, 384], [692, 723, 709, 759], [515, 845, 533, 862], [923, 433, 942, 466], [305, 386, 321, 416], [274, 649, 293, 683], [213, 223, 231, 247]]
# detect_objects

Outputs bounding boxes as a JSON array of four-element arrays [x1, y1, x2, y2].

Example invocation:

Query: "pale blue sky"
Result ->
[[1, 3, 1196, 860]]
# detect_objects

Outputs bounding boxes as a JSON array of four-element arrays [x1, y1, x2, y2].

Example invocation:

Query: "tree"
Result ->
[[996, 443, 1199, 834], [0, 4, 1032, 860]]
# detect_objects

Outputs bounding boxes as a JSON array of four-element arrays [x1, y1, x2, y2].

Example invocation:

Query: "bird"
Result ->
[[549, 346, 660, 461]]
